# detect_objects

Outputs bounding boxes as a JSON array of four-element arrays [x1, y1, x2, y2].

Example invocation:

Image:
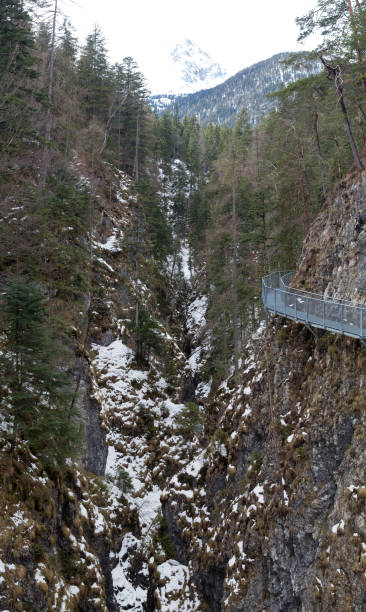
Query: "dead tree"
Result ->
[[231, 144, 239, 381], [310, 88, 327, 199], [320, 56, 364, 172], [39, 0, 58, 188]]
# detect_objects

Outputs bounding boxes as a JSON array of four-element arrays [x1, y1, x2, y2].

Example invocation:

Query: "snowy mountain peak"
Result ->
[[170, 39, 227, 88], [153, 39, 227, 96]]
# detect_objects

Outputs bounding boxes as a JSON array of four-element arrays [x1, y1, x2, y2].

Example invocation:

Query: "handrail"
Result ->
[[262, 270, 366, 341], [276, 270, 366, 307]]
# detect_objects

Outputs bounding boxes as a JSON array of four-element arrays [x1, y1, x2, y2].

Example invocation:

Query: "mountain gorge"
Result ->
[[1, 0, 366, 610]]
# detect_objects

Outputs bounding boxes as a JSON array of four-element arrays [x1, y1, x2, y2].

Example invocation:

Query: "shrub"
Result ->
[[152, 512, 176, 559], [138, 405, 155, 439], [174, 402, 202, 440], [212, 428, 228, 445], [106, 468, 134, 494], [128, 307, 164, 364], [248, 450, 262, 471]]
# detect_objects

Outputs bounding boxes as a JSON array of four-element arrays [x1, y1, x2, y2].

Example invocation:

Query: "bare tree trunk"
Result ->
[[135, 299, 139, 357], [169, 240, 179, 282], [291, 124, 310, 228], [359, 104, 366, 123], [260, 203, 268, 271], [310, 89, 327, 199], [39, 0, 58, 188], [320, 57, 364, 172], [231, 148, 239, 381], [134, 106, 140, 182], [99, 92, 128, 159], [254, 129, 268, 271], [118, 104, 121, 167], [334, 134, 343, 178], [64, 108, 71, 160]]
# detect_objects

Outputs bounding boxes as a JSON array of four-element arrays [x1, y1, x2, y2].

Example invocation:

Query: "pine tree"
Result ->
[[0, 278, 82, 467], [202, 109, 262, 383], [54, 19, 80, 158], [0, 0, 38, 164], [0, 0, 36, 79], [297, 1, 366, 102], [109, 57, 149, 175], [297, 0, 362, 57], [77, 26, 111, 123], [159, 110, 174, 164], [59, 18, 77, 61], [39, 0, 59, 187]]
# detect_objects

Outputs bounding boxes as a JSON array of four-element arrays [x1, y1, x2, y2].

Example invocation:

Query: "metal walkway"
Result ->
[[262, 271, 366, 342]]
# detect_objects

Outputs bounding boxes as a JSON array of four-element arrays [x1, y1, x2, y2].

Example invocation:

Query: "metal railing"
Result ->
[[262, 271, 366, 340]]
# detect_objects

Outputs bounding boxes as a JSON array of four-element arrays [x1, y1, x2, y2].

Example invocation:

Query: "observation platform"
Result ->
[[262, 271, 366, 344]]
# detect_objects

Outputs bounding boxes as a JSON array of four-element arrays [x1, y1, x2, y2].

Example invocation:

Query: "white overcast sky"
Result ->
[[62, 0, 319, 93]]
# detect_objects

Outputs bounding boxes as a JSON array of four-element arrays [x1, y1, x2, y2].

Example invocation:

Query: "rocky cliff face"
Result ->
[[295, 168, 366, 301], [163, 168, 366, 611]]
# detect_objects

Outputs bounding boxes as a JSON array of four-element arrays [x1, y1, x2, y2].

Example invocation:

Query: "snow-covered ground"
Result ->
[[90, 331, 202, 609]]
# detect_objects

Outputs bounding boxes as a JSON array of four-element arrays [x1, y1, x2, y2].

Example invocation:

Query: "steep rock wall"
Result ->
[[295, 169, 366, 300]]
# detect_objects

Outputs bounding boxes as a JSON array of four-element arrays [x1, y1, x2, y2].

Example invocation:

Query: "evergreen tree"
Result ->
[[39, 0, 60, 187], [0, 0, 36, 78], [0, 278, 81, 467], [136, 177, 173, 261], [297, 0, 366, 61], [109, 57, 149, 175], [159, 110, 174, 164], [171, 161, 190, 233], [54, 19, 80, 157], [202, 108, 262, 382], [77, 25, 111, 123], [59, 18, 77, 61], [297, 1, 366, 108], [0, 0, 38, 163]]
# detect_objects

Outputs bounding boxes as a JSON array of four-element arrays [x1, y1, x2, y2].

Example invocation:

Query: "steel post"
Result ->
[[341, 304, 344, 333], [361, 307, 364, 338], [274, 288, 277, 314]]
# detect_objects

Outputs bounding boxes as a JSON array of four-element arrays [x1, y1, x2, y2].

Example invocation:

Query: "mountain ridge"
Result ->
[[151, 52, 320, 126]]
